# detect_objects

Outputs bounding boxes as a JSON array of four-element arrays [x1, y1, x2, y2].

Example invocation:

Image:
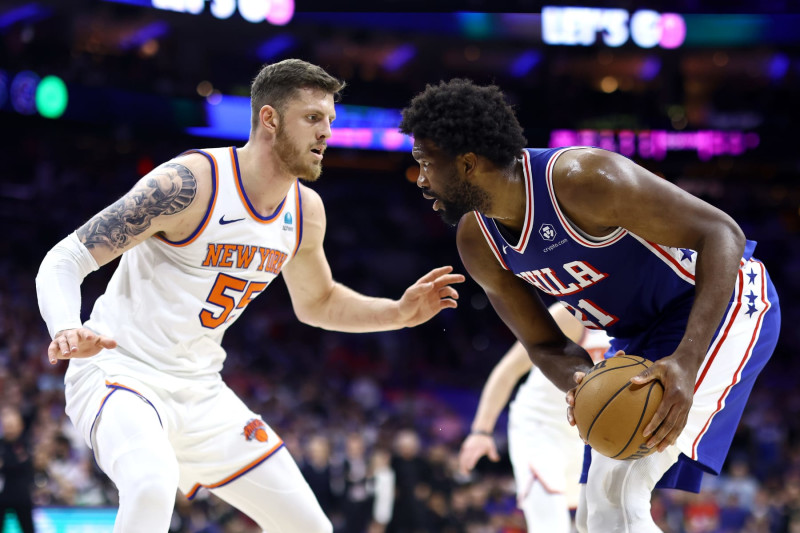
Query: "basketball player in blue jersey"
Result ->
[[34, 59, 465, 533], [400, 79, 780, 533]]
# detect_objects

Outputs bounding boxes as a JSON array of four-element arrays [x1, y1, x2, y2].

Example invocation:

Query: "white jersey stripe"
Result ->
[[629, 234, 697, 284], [681, 260, 770, 461], [545, 147, 627, 248], [474, 212, 510, 270]]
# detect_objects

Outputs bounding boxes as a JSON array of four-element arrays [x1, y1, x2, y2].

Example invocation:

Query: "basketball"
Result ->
[[573, 355, 664, 461]]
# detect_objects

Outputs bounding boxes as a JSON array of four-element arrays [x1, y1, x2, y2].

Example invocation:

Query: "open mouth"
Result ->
[[310, 147, 324, 160]]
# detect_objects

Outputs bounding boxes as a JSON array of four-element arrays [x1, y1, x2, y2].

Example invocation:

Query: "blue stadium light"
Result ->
[[510, 50, 541, 78], [186, 95, 413, 151], [10, 70, 39, 115], [256, 34, 296, 62], [383, 44, 416, 72], [0, 69, 8, 109], [0, 2, 51, 31], [639, 56, 661, 81], [119, 20, 170, 50], [768, 53, 790, 81]]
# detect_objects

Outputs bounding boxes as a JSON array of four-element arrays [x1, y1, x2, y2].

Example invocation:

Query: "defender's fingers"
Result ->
[[432, 273, 466, 289], [418, 265, 454, 283]]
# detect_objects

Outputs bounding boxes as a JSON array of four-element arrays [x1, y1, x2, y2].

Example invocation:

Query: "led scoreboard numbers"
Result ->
[[542, 6, 686, 48]]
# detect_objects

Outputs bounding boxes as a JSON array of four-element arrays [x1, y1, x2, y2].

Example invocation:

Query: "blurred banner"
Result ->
[[2, 508, 117, 533]]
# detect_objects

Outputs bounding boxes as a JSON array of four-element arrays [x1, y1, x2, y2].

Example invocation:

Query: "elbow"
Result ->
[[730, 221, 746, 257], [719, 217, 746, 258], [293, 305, 320, 328]]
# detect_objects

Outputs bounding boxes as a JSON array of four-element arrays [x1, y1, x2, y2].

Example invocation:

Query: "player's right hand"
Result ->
[[566, 371, 586, 427], [458, 433, 500, 475], [48, 328, 117, 365]]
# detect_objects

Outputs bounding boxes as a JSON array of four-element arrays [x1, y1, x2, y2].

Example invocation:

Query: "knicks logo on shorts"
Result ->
[[243, 418, 269, 443]]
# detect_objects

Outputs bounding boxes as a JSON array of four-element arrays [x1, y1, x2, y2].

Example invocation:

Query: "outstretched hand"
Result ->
[[48, 327, 117, 365], [397, 266, 465, 327], [630, 353, 695, 452], [458, 433, 500, 475]]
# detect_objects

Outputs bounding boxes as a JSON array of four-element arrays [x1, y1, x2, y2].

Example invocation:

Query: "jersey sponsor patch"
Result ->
[[243, 418, 269, 442]]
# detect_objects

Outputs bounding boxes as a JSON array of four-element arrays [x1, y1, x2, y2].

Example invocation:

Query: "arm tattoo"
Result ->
[[77, 163, 197, 251]]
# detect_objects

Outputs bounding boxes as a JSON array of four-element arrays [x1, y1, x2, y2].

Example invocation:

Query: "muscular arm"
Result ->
[[36, 155, 210, 361], [456, 214, 594, 392], [554, 148, 746, 448], [76, 161, 201, 265], [281, 185, 464, 332], [554, 148, 744, 374]]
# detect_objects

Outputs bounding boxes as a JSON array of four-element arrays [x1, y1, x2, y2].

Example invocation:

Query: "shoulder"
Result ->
[[168, 151, 215, 193], [296, 182, 325, 222], [456, 213, 505, 284], [553, 147, 635, 190]]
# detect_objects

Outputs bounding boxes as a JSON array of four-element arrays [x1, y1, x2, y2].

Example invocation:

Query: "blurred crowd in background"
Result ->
[[2, 0, 800, 531]]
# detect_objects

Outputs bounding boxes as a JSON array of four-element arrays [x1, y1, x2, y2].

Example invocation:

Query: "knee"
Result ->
[[114, 449, 179, 512], [283, 508, 332, 533]]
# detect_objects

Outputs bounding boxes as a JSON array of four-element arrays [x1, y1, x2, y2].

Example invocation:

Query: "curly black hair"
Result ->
[[399, 79, 527, 169]]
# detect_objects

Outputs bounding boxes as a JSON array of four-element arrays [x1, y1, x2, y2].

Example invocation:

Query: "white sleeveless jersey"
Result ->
[[509, 329, 611, 428], [76, 147, 302, 387]]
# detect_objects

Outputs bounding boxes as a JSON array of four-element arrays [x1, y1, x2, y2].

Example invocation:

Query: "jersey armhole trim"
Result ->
[[473, 212, 509, 270], [154, 149, 219, 247]]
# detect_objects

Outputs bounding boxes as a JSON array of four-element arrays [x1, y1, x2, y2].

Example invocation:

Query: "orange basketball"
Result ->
[[573, 355, 664, 460]]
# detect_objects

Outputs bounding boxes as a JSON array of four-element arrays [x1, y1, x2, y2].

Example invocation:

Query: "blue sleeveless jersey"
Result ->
[[475, 147, 755, 348], [475, 147, 780, 491]]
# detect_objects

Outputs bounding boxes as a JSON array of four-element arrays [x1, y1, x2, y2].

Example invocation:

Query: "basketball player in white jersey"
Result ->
[[458, 304, 610, 532], [35, 59, 465, 533]]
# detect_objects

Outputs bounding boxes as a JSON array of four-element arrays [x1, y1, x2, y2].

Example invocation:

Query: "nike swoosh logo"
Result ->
[[219, 215, 245, 225], [502, 245, 508, 253]]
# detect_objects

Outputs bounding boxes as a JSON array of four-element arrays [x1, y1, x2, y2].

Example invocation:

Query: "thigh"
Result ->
[[173, 384, 284, 498], [509, 418, 583, 501], [210, 447, 331, 533]]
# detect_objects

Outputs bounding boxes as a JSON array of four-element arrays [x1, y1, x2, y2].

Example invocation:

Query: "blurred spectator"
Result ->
[[0, 405, 35, 533], [337, 433, 373, 533], [388, 429, 431, 533], [368, 447, 394, 533], [301, 435, 337, 516]]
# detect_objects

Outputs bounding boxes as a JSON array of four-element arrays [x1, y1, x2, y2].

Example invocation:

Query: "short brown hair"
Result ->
[[250, 59, 345, 130]]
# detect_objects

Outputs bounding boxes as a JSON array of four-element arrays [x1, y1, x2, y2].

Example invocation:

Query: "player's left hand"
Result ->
[[458, 433, 500, 475], [630, 353, 697, 452], [397, 266, 465, 327]]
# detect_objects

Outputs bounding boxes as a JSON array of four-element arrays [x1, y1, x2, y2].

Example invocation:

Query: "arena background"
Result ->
[[1, 1, 798, 531]]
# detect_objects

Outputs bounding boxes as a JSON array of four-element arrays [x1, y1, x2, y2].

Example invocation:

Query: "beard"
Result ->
[[275, 124, 322, 182], [435, 170, 491, 226]]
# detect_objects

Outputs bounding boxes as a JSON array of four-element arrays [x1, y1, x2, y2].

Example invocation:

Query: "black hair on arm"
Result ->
[[399, 79, 527, 168]]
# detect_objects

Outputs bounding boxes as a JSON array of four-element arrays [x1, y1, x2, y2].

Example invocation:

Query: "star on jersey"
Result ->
[[745, 290, 758, 304], [746, 303, 758, 318], [679, 248, 695, 262], [747, 269, 758, 285]]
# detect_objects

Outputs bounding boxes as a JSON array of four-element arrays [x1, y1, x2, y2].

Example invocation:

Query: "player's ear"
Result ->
[[461, 152, 478, 179], [259, 105, 279, 134]]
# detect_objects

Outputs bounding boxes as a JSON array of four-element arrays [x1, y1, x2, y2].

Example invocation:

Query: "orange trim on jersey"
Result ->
[[230, 147, 287, 224], [518, 463, 564, 505], [184, 439, 285, 500], [291, 180, 302, 258], [155, 149, 220, 247]]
